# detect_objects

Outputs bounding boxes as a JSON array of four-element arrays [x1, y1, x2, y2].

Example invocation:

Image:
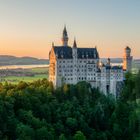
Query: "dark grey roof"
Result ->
[[54, 46, 72, 59], [77, 48, 99, 59], [105, 65, 122, 70], [53, 46, 99, 59], [101, 65, 122, 70], [111, 66, 122, 70], [105, 65, 111, 69]]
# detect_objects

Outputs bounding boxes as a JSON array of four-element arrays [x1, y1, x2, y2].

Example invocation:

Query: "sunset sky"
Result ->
[[0, 0, 140, 59]]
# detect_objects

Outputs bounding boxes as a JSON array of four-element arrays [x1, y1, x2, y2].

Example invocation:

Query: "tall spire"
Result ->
[[62, 25, 69, 46], [73, 38, 77, 48], [63, 25, 68, 37], [52, 42, 54, 47]]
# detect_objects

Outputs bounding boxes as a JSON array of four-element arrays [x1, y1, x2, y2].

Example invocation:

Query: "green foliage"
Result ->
[[0, 72, 139, 140], [73, 131, 86, 140], [16, 123, 35, 140], [121, 71, 140, 101], [59, 134, 67, 140]]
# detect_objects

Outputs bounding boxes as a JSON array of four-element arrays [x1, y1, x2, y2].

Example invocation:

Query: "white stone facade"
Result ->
[[49, 27, 132, 97]]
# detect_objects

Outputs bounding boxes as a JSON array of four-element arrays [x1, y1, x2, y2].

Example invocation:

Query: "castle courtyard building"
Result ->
[[49, 27, 132, 97]]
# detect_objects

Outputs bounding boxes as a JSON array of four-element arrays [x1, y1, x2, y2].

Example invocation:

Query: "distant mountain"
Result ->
[[101, 58, 140, 63], [101, 58, 123, 63], [0, 55, 139, 66], [134, 59, 140, 63], [0, 55, 49, 65]]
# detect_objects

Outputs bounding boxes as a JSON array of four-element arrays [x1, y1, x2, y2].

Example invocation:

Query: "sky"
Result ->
[[0, 0, 140, 59]]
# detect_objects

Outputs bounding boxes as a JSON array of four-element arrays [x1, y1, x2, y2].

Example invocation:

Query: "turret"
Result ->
[[107, 58, 111, 66], [72, 38, 77, 59], [62, 26, 69, 46], [73, 38, 77, 48], [52, 42, 54, 47], [123, 46, 133, 71]]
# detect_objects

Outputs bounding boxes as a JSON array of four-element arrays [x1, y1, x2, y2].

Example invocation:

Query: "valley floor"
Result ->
[[0, 66, 48, 84]]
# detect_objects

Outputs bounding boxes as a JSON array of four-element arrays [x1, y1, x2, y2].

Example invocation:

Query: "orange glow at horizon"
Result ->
[[0, 38, 50, 59], [0, 0, 140, 59], [0, 37, 139, 59]]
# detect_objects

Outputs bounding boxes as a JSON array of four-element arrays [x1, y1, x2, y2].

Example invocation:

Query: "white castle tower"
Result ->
[[62, 26, 69, 46], [123, 46, 133, 71]]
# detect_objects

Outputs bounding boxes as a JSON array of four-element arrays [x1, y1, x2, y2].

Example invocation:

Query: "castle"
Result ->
[[49, 27, 133, 97]]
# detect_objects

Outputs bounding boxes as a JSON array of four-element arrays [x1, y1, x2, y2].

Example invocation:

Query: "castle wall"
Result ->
[[49, 48, 57, 87], [49, 28, 127, 96], [49, 50, 124, 96], [55, 58, 99, 87]]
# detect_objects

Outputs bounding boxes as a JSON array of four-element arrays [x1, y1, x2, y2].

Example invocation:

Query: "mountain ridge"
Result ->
[[0, 55, 139, 66], [0, 55, 49, 65]]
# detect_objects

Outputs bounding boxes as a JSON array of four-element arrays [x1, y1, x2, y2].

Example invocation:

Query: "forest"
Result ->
[[0, 72, 139, 140]]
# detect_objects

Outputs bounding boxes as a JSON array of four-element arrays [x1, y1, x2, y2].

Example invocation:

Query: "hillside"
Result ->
[[0, 72, 139, 139], [0, 55, 49, 65], [0, 55, 139, 66]]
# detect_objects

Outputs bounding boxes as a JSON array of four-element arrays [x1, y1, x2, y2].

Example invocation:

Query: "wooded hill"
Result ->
[[0, 55, 49, 65], [0, 72, 139, 140]]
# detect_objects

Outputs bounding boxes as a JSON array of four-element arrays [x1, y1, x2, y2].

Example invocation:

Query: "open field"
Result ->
[[0, 61, 139, 84], [26, 67, 48, 73], [1, 74, 48, 84], [0, 66, 49, 84]]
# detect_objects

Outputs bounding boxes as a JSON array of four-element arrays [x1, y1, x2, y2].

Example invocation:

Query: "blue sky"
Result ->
[[0, 0, 140, 58]]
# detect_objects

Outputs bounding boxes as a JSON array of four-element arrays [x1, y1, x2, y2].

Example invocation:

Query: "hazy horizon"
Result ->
[[0, 0, 140, 59]]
